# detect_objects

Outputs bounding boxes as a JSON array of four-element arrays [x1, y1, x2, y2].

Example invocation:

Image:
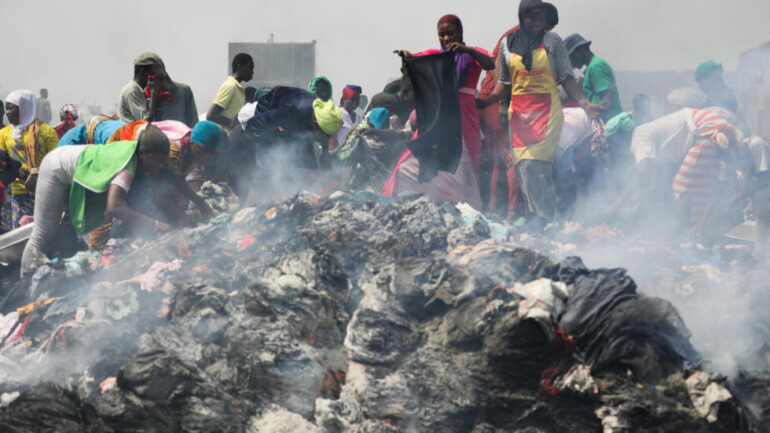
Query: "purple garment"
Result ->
[[441, 43, 473, 88]]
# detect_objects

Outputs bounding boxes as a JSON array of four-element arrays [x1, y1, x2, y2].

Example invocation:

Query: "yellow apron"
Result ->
[[508, 43, 564, 164]]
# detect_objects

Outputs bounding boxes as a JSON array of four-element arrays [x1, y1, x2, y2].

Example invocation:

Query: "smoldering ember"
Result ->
[[0, 191, 765, 433]]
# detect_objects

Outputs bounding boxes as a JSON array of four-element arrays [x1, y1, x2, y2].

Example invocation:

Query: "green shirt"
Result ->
[[583, 55, 622, 122], [69, 140, 138, 235]]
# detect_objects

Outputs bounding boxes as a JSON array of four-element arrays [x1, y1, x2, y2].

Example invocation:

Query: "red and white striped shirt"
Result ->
[[672, 109, 731, 226]]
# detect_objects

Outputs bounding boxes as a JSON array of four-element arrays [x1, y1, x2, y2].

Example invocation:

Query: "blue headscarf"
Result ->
[[191, 121, 221, 147], [367, 108, 390, 130]]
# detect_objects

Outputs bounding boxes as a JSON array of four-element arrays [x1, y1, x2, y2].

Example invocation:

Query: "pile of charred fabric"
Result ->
[[0, 192, 767, 432]]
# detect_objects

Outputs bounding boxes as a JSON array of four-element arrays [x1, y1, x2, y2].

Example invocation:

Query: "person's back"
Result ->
[[630, 108, 694, 166], [156, 80, 198, 127], [246, 86, 316, 134], [59, 116, 127, 146]]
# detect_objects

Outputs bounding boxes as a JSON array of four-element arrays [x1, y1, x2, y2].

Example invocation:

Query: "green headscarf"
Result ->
[[695, 60, 722, 81], [308, 76, 333, 101], [605, 112, 635, 137]]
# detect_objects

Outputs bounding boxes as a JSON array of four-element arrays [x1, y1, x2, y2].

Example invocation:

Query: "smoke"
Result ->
[[545, 112, 769, 378], [1, 0, 768, 122]]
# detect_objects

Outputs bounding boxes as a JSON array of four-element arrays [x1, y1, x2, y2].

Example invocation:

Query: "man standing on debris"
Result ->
[[565, 33, 622, 123], [19, 124, 173, 276], [117, 52, 198, 127], [206, 53, 254, 131]]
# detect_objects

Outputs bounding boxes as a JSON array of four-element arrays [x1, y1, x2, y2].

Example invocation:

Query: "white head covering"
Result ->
[[5, 90, 37, 141], [666, 87, 706, 110]]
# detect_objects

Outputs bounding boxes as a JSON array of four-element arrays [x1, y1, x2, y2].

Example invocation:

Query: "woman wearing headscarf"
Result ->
[[381, 15, 493, 210], [337, 85, 363, 145], [395, 14, 494, 176], [337, 107, 405, 190], [108, 121, 219, 216], [0, 90, 60, 228], [478, 0, 599, 229], [308, 76, 333, 102], [54, 105, 79, 138], [63, 119, 221, 249], [229, 86, 342, 199], [58, 115, 126, 146], [19, 125, 173, 275], [478, 3, 558, 217]]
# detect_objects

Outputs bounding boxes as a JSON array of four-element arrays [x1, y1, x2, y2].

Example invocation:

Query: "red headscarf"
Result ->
[[437, 14, 463, 36], [340, 85, 362, 106], [341, 86, 360, 100]]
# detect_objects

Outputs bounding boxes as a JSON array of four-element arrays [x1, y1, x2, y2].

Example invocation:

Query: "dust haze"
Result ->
[[1, 0, 767, 116]]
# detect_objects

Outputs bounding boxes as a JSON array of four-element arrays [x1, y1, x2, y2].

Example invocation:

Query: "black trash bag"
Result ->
[[0, 383, 92, 433], [552, 257, 701, 377], [404, 52, 462, 183]]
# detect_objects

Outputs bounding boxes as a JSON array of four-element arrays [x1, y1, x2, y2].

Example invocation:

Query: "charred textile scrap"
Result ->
[[0, 192, 765, 432]]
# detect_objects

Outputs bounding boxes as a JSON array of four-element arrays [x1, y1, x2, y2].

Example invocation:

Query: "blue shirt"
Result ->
[[58, 120, 126, 146]]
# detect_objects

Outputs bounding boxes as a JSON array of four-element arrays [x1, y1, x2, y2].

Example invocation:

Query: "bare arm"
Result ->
[[477, 82, 510, 108], [105, 184, 168, 232], [562, 77, 602, 120], [597, 89, 615, 112], [206, 104, 232, 128], [176, 176, 214, 219]]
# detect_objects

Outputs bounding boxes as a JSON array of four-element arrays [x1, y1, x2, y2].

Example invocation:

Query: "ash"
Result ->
[[0, 192, 766, 432]]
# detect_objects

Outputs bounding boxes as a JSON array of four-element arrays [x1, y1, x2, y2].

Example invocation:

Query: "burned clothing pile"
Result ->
[[0, 193, 764, 432]]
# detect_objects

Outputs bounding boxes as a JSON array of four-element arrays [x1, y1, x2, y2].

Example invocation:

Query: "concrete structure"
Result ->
[[228, 41, 316, 90]]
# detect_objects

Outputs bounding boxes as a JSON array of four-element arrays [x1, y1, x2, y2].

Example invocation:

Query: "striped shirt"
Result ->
[[672, 109, 731, 225]]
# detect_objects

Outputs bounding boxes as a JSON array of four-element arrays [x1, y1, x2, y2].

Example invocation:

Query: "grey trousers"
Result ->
[[516, 159, 556, 222], [20, 146, 84, 275]]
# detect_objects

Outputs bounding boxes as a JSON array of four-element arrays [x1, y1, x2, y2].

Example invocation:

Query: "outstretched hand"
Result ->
[[394, 50, 413, 60]]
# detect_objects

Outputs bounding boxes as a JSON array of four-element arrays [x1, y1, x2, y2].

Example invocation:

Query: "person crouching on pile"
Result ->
[[20, 124, 172, 276]]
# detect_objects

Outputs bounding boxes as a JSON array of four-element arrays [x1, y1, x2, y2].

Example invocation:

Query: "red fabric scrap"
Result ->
[[238, 234, 256, 251]]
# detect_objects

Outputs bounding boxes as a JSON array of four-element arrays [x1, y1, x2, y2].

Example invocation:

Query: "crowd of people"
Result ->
[[0, 0, 766, 277]]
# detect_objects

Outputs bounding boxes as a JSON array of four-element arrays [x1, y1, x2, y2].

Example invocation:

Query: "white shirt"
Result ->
[[336, 108, 361, 145], [630, 109, 696, 164], [556, 108, 592, 162]]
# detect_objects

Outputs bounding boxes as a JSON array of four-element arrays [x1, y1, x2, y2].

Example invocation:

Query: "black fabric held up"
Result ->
[[404, 52, 463, 183]]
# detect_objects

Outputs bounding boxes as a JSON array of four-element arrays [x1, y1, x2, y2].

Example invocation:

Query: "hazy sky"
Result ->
[[1, 0, 768, 117]]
